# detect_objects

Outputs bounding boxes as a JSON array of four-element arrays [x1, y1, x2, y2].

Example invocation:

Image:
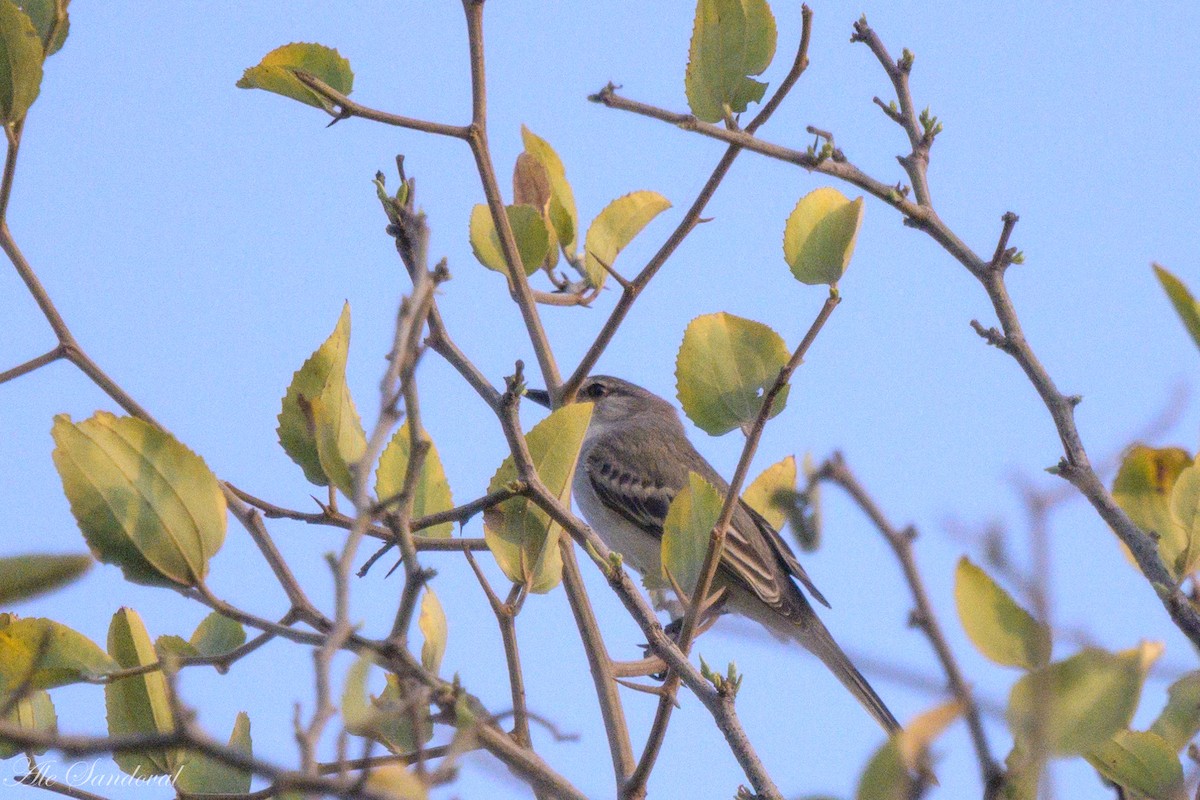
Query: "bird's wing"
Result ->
[[585, 453, 675, 534], [738, 499, 830, 608]]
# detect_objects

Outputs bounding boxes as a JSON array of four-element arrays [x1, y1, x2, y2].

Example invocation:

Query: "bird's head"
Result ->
[[526, 375, 677, 427]]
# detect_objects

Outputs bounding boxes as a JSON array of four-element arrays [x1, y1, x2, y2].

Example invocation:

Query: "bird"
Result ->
[[526, 375, 900, 735]]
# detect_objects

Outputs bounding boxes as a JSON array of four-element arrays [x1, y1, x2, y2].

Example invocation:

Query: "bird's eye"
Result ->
[[584, 382, 607, 399]]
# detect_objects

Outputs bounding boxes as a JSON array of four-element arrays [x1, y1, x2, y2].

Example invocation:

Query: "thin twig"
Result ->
[[292, 71, 470, 139], [0, 345, 64, 385]]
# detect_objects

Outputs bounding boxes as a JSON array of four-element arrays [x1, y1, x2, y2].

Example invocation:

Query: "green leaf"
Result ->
[[418, 588, 447, 675], [675, 312, 790, 436], [661, 472, 723, 596], [684, 0, 777, 123], [51, 412, 227, 589], [1007, 646, 1153, 757], [277, 302, 366, 488], [1169, 458, 1200, 578], [1113, 445, 1193, 580], [1150, 671, 1200, 752], [1085, 729, 1184, 800], [856, 738, 908, 800], [742, 455, 795, 531], [14, 0, 67, 56], [954, 556, 1050, 669], [154, 635, 198, 660], [783, 187, 865, 286], [583, 190, 671, 289], [343, 657, 431, 755], [175, 712, 252, 794], [512, 152, 558, 270], [236, 42, 353, 111], [0, 553, 91, 604], [0, 616, 115, 691], [375, 422, 455, 538], [189, 613, 246, 659], [1154, 265, 1200, 354], [0, 0, 43, 124], [483, 403, 593, 593], [469, 203, 550, 278], [0, 688, 55, 759], [521, 126, 578, 254], [1001, 744, 1042, 800], [105, 608, 179, 777]]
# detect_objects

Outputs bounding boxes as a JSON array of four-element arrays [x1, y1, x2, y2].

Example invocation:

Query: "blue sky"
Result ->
[[3, 2, 1199, 798]]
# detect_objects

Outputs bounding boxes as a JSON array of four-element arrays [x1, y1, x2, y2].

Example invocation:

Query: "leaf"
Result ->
[[105, 608, 179, 777], [1007, 646, 1153, 757], [743, 455, 796, 530], [583, 190, 671, 289], [277, 302, 366, 488], [236, 42, 353, 111], [783, 187, 865, 286], [365, 764, 429, 800], [512, 152, 558, 271], [418, 588, 447, 675], [1112, 445, 1193, 579], [189, 613, 246, 659], [661, 472, 724, 596], [1154, 265, 1200, 354], [897, 699, 962, 772], [954, 556, 1050, 669], [343, 657, 431, 755], [0, 617, 115, 691], [14, 0, 67, 56], [855, 737, 908, 800], [154, 635, 198, 660], [175, 712, 252, 794], [483, 403, 593, 593], [310, 386, 367, 498], [469, 203, 550, 278], [0, 553, 91, 604], [375, 423, 455, 538], [51, 412, 227, 589], [676, 312, 790, 436], [1085, 730, 1184, 800], [1169, 458, 1200, 578], [0, 0, 43, 124], [1150, 671, 1200, 752], [0, 688, 55, 759], [684, 0, 777, 123], [521, 126, 578, 253]]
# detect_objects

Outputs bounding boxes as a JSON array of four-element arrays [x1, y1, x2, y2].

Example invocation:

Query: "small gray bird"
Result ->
[[528, 375, 899, 734]]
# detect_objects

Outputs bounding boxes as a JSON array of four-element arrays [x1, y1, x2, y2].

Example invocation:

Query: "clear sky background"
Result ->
[[3, 2, 1199, 799]]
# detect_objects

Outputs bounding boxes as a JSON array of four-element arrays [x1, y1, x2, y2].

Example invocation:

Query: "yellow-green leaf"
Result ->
[[1150, 671, 1200, 752], [469, 203, 550, 278], [1154, 265, 1200, 354], [14, 0, 67, 56], [583, 190, 671, 289], [343, 657, 431, 755], [784, 187, 864, 286], [418, 587, 447, 675], [236, 42, 353, 111], [1113, 445, 1192, 579], [676, 312, 790, 436], [684, 0, 777, 123], [521, 126, 578, 254], [743, 455, 795, 530], [661, 472, 723, 596], [365, 764, 429, 800], [954, 556, 1050, 669], [375, 423, 455, 538], [51, 412, 227, 589], [483, 403, 593, 593], [277, 302, 365, 488], [310, 385, 367, 498], [1007, 646, 1153, 757], [1086, 730, 1184, 800], [512, 152, 558, 271], [0, 0, 43, 124], [0, 553, 90, 604], [1169, 458, 1200, 578], [0, 688, 55, 759], [189, 613, 246, 659], [175, 712, 252, 794], [856, 737, 908, 800], [897, 699, 962, 772], [0, 616, 116, 691], [105, 608, 179, 777]]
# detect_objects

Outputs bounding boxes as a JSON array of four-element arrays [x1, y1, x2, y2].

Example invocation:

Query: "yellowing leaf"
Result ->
[[469, 203, 550, 278], [0, 0, 43, 123], [954, 557, 1050, 669], [277, 302, 366, 489], [105, 608, 179, 777], [0, 688, 55, 759], [521, 126, 578, 253], [661, 472, 724, 596], [310, 386, 367, 498], [365, 764, 429, 800], [418, 588, 447, 675], [743, 455, 796, 530], [375, 423, 455, 538], [52, 412, 227, 588], [676, 312, 790, 436], [1169, 458, 1200, 577], [583, 190, 671, 289], [236, 42, 353, 111], [175, 712, 252, 794], [0, 616, 116, 691], [1086, 730, 1184, 800], [512, 152, 558, 271], [1113, 445, 1192, 579], [685, 0, 777, 123], [897, 699, 962, 771], [1007, 647, 1151, 757], [1150, 671, 1200, 752], [783, 187, 864, 286], [483, 403, 593, 593], [0, 553, 90, 604], [1154, 265, 1200, 354]]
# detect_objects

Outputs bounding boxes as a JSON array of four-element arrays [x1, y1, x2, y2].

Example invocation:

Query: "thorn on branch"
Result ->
[[970, 320, 1011, 350]]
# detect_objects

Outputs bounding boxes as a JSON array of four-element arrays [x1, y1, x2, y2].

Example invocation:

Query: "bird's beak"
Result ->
[[525, 388, 551, 408]]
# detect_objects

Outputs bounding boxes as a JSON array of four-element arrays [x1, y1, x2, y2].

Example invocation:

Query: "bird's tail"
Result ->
[[794, 618, 901, 736]]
